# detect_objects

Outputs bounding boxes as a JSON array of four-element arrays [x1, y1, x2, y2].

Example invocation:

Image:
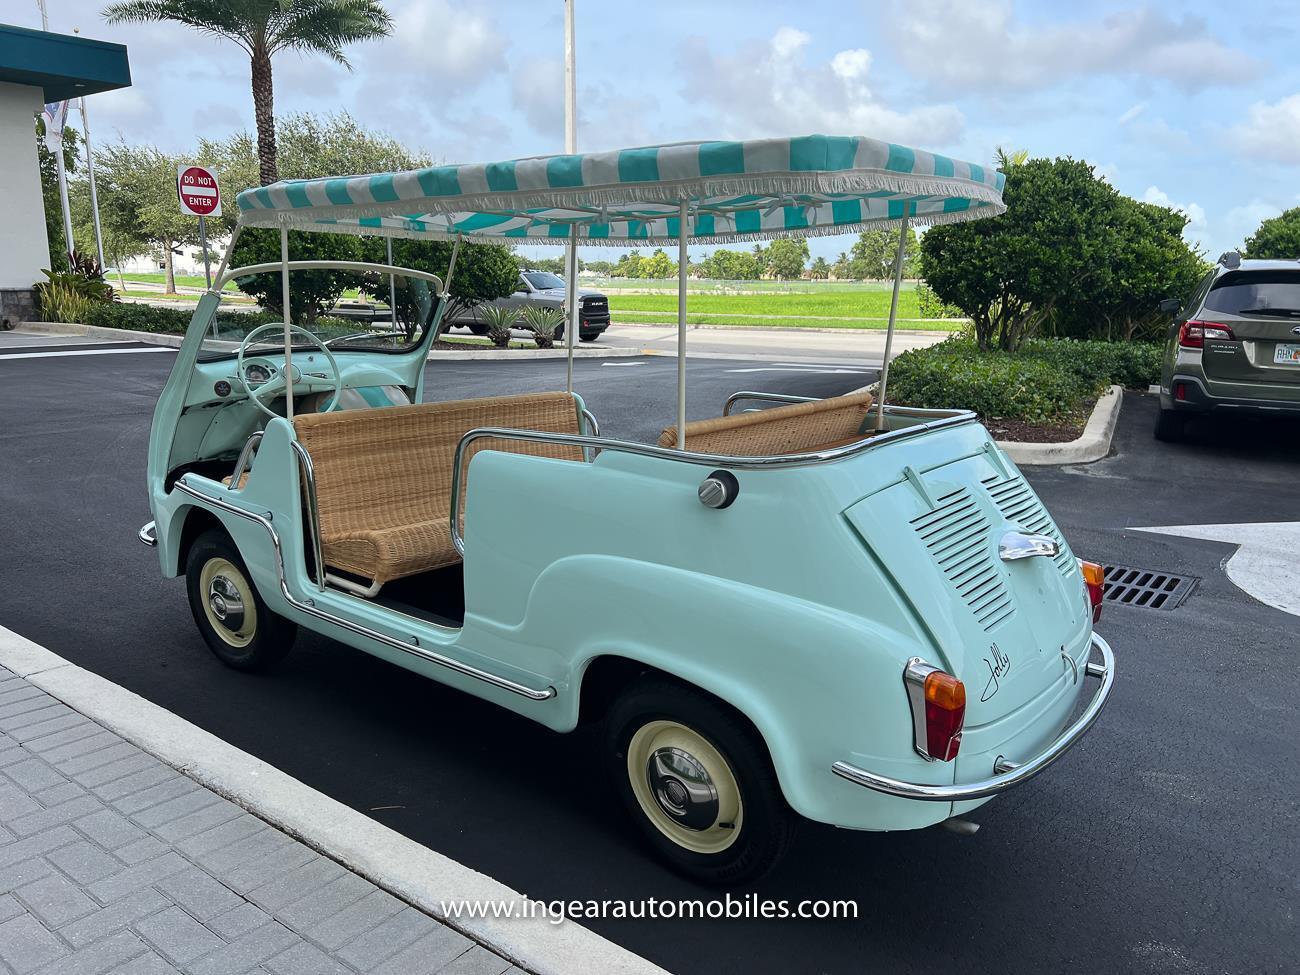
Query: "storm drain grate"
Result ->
[[1102, 564, 1196, 610]]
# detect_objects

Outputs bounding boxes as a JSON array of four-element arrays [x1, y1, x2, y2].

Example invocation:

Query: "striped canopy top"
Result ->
[[235, 134, 1005, 245]]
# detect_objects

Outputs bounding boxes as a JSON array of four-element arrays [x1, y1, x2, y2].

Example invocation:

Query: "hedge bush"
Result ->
[[886, 336, 1161, 422], [81, 303, 282, 334]]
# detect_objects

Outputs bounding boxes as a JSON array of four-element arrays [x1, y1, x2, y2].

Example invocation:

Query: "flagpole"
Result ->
[[78, 99, 104, 268]]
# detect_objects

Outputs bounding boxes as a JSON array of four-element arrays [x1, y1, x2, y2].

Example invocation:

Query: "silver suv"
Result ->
[[458, 269, 611, 342], [1155, 253, 1300, 440]]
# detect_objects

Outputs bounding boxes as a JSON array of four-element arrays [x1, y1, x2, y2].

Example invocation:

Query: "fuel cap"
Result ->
[[698, 470, 739, 509]]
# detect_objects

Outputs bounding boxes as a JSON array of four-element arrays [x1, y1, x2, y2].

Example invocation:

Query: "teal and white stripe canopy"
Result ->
[[235, 134, 1005, 245]]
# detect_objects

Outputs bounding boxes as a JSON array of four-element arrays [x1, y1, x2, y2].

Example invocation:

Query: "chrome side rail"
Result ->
[[229, 431, 264, 486], [289, 441, 326, 591], [138, 521, 157, 547], [172, 479, 555, 701], [723, 391, 820, 416], [448, 407, 977, 557], [831, 633, 1115, 801]]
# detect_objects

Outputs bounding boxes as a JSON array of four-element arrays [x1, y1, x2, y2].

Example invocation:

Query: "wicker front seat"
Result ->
[[658, 392, 875, 456], [292, 392, 583, 588]]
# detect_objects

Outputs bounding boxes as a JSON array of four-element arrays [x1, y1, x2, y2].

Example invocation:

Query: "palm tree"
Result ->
[[103, 1, 392, 186], [994, 146, 1029, 169]]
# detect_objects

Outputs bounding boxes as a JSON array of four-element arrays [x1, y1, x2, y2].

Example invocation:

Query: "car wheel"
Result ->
[[185, 529, 296, 671], [1153, 407, 1187, 442], [605, 679, 796, 886], [580, 334, 599, 343], [467, 323, 488, 336]]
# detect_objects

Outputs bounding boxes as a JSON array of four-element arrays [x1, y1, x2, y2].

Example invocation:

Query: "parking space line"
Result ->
[[0, 347, 175, 361]]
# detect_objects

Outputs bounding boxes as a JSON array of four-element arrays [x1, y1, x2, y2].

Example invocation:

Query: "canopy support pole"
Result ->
[[280, 226, 294, 421], [444, 235, 462, 295], [386, 237, 396, 328], [565, 227, 579, 393], [875, 203, 910, 431], [676, 199, 689, 448], [212, 225, 241, 292]]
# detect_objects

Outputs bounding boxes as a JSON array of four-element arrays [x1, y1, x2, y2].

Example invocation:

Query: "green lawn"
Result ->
[[118, 272, 240, 291], [612, 312, 952, 331], [121, 290, 255, 303]]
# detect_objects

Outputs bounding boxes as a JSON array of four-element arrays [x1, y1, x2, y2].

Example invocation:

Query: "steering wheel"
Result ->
[[237, 322, 343, 418]]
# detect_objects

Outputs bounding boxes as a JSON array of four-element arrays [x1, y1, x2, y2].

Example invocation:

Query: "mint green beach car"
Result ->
[[141, 136, 1115, 884]]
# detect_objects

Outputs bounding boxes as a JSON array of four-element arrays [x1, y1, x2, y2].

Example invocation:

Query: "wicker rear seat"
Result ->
[[657, 392, 875, 456], [293, 392, 583, 587]]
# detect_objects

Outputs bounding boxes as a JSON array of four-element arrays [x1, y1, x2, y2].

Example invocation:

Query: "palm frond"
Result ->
[[268, 0, 393, 64]]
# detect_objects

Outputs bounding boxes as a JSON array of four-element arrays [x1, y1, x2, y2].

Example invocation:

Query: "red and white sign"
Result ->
[[177, 165, 221, 217]]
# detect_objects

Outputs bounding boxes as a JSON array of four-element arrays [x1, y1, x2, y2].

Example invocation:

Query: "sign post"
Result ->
[[177, 165, 221, 290]]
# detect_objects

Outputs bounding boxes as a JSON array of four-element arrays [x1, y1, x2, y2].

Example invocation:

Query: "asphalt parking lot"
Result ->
[[0, 340, 1296, 975]]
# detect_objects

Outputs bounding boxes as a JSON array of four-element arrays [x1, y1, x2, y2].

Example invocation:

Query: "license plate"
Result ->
[[1274, 343, 1300, 365]]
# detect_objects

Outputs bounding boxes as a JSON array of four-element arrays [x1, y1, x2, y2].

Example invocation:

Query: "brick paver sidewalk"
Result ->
[[0, 666, 522, 975]]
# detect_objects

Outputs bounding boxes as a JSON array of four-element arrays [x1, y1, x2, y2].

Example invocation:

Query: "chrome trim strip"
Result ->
[[723, 391, 820, 416], [998, 531, 1061, 561], [831, 633, 1115, 801], [172, 479, 555, 701], [902, 656, 942, 761], [288, 440, 325, 591], [229, 431, 264, 487], [580, 407, 600, 437], [448, 406, 978, 556], [138, 521, 157, 547]]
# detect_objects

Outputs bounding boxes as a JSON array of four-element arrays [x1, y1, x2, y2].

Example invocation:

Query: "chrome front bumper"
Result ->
[[832, 632, 1115, 802]]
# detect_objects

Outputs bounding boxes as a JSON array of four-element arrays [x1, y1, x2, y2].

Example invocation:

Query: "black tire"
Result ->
[[467, 323, 488, 336], [185, 529, 297, 671], [580, 334, 599, 343], [605, 678, 796, 886], [1153, 406, 1187, 442]]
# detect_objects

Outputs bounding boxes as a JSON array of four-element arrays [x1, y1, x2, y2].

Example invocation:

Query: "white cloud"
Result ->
[[887, 2, 1260, 93], [675, 28, 964, 145], [385, 0, 507, 90], [510, 57, 564, 136], [1118, 102, 1148, 125], [1229, 93, 1300, 164], [1142, 186, 1207, 231], [1222, 199, 1289, 251]]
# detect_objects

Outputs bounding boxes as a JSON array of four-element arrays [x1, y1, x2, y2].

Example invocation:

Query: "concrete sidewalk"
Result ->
[[0, 665, 521, 975]]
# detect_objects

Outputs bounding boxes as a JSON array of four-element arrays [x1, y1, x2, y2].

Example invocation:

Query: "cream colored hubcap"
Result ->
[[200, 558, 257, 648], [627, 720, 743, 854]]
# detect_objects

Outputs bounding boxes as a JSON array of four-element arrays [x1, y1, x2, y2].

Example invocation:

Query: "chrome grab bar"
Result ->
[[831, 632, 1115, 801], [172, 478, 555, 701], [723, 391, 820, 416], [138, 521, 157, 547], [447, 407, 978, 557], [229, 431, 265, 486], [289, 440, 325, 591], [998, 531, 1060, 561]]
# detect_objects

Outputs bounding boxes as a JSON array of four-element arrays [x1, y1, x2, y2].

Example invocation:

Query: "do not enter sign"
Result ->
[[177, 165, 221, 217]]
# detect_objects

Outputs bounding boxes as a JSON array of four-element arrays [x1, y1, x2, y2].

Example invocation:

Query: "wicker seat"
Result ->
[[657, 392, 875, 455], [292, 392, 584, 588]]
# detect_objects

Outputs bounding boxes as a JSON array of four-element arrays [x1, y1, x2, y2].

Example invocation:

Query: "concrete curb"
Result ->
[[19, 322, 645, 359], [0, 624, 668, 975], [995, 385, 1124, 466]]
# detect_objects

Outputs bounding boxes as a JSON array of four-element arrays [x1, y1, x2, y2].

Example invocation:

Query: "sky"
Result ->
[[15, 0, 1300, 263]]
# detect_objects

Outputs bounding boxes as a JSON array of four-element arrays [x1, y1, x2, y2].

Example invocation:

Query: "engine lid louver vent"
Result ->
[[911, 488, 1015, 632], [982, 474, 1075, 577]]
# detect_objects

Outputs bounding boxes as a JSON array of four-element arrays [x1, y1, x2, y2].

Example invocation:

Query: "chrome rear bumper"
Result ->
[[138, 521, 157, 547], [832, 632, 1115, 801]]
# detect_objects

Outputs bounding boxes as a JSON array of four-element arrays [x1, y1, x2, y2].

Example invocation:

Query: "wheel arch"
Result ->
[[171, 504, 226, 576]]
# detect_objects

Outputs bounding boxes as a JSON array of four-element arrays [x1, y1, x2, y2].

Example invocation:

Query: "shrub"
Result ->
[[36, 277, 95, 324], [885, 336, 1161, 422], [477, 305, 518, 349], [521, 305, 563, 349], [916, 282, 962, 319], [81, 303, 281, 334]]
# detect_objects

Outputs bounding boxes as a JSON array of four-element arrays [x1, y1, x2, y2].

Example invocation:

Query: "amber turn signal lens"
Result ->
[[1079, 560, 1105, 623], [923, 672, 966, 762]]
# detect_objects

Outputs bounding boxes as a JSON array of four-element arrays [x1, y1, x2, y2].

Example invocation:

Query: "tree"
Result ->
[[93, 142, 203, 294], [613, 250, 644, 278], [810, 256, 830, 280], [920, 157, 1129, 351], [1052, 197, 1207, 342], [849, 228, 919, 280], [36, 119, 81, 272], [584, 259, 615, 275], [104, 1, 392, 186], [698, 248, 760, 280], [994, 146, 1029, 169], [831, 251, 853, 280], [1244, 207, 1300, 259], [765, 238, 809, 279], [229, 227, 364, 322], [639, 248, 675, 279]]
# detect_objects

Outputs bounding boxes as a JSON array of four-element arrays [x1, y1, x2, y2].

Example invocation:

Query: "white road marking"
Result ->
[[0, 347, 174, 361], [600, 361, 647, 367], [1135, 521, 1300, 617]]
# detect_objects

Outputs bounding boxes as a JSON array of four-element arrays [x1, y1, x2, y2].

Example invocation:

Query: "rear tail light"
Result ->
[[1177, 320, 1235, 349], [903, 660, 966, 761], [1079, 559, 1105, 623]]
